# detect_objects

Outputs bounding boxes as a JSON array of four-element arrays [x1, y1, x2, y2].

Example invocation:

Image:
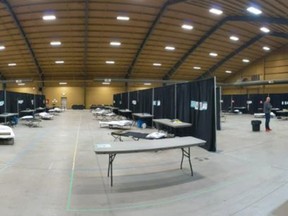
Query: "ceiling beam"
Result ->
[[228, 15, 288, 25], [83, 0, 89, 77], [163, 17, 229, 80], [167, 0, 188, 5], [125, 0, 170, 79], [163, 15, 288, 80], [1, 0, 44, 82], [270, 31, 288, 39], [197, 34, 264, 80]]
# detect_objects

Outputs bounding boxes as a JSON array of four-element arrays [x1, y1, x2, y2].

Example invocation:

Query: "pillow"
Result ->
[[146, 131, 167, 139]]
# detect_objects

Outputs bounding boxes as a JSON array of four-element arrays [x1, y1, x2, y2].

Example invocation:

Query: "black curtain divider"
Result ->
[[113, 94, 122, 108], [0, 91, 4, 113], [221, 95, 232, 111], [129, 91, 139, 113], [216, 87, 221, 130], [138, 88, 153, 113], [121, 92, 129, 109], [35, 94, 46, 108], [176, 82, 192, 136], [190, 78, 216, 152], [153, 85, 175, 119]]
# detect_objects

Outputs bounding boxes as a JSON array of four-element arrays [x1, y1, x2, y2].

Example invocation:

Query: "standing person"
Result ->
[[263, 96, 272, 132]]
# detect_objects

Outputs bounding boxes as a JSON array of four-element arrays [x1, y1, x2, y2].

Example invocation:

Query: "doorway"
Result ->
[[61, 97, 67, 110]]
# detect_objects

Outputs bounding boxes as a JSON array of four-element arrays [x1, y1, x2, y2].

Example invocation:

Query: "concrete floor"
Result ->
[[0, 110, 288, 216]]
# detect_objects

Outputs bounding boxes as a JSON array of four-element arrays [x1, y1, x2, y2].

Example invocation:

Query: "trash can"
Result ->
[[137, 119, 143, 128], [251, 120, 261, 132]]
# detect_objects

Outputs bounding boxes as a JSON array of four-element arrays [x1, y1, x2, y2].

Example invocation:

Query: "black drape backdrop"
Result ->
[[190, 78, 216, 152], [153, 85, 176, 119], [176, 82, 192, 136], [129, 91, 139, 113], [222, 93, 288, 113], [113, 94, 121, 108], [138, 88, 153, 113], [216, 87, 221, 130], [0, 91, 46, 113], [121, 93, 129, 109]]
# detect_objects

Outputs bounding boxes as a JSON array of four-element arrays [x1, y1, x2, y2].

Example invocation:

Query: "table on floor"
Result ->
[[0, 113, 19, 124], [118, 109, 132, 119], [132, 113, 153, 127], [276, 110, 288, 119], [94, 136, 206, 186], [153, 118, 192, 136]]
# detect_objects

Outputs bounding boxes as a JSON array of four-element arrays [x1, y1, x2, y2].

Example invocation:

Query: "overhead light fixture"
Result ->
[[230, 36, 239, 41], [225, 70, 232, 74], [117, 16, 130, 21], [260, 27, 270, 33], [247, 7, 262, 15], [106, 61, 115, 64], [193, 66, 201, 70], [181, 24, 193, 30], [55, 60, 64, 64], [209, 8, 223, 15], [144, 83, 151, 86], [59, 82, 67, 85], [42, 15, 56, 21], [153, 63, 162, 66], [8, 63, 17, 66], [50, 41, 62, 46], [102, 82, 111, 85], [209, 52, 218, 57], [0, 45, 5, 50], [242, 59, 250, 63], [110, 41, 121, 46], [165, 46, 175, 51], [18, 83, 25, 86], [263, 46, 270, 51]]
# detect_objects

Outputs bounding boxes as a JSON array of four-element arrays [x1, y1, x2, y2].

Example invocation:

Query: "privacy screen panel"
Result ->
[[129, 91, 139, 113], [120, 92, 129, 109], [153, 85, 176, 119], [189, 78, 216, 152], [113, 94, 122, 108], [138, 88, 153, 114]]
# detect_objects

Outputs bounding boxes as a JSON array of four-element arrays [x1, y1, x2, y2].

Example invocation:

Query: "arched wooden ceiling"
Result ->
[[0, 0, 287, 86]]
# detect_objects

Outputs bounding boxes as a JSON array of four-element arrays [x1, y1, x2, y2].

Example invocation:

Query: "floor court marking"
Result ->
[[66, 113, 82, 210]]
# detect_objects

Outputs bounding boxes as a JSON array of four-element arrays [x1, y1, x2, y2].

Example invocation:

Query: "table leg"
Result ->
[[180, 147, 193, 176], [108, 154, 116, 186]]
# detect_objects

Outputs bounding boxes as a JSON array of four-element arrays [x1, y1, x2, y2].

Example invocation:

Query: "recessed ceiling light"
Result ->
[[55, 60, 64, 64], [242, 59, 250, 63], [144, 83, 151, 86], [102, 82, 111, 85], [209, 8, 223, 15], [59, 82, 67, 85], [8, 63, 16, 66], [106, 61, 115, 64], [42, 15, 56, 21], [117, 16, 130, 21], [230, 36, 239, 41], [0, 45, 5, 50], [225, 70, 232, 74], [263, 46, 270, 51], [18, 83, 25, 86], [50, 41, 61, 46], [181, 24, 193, 30], [153, 63, 162, 66], [209, 52, 218, 57], [165, 46, 175, 51], [110, 41, 121, 46], [247, 7, 262, 15], [193, 66, 201, 70], [260, 27, 270, 33]]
